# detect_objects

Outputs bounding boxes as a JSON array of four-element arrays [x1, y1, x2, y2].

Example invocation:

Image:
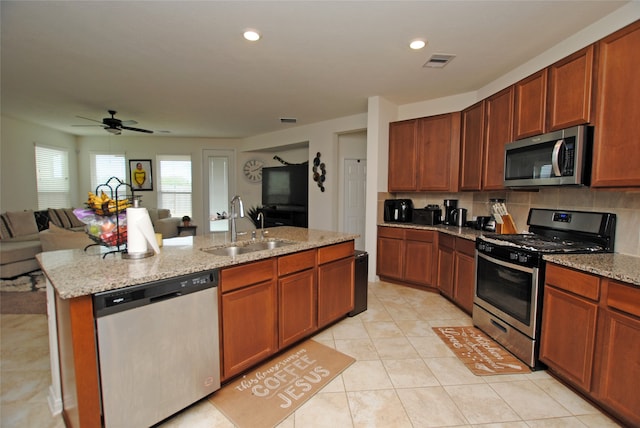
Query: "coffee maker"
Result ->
[[384, 199, 413, 222], [442, 199, 458, 225]]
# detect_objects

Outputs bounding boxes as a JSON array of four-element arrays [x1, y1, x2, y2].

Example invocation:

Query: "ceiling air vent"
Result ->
[[423, 54, 456, 68], [280, 117, 297, 124]]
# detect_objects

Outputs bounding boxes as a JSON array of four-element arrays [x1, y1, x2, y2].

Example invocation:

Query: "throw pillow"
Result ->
[[6, 210, 39, 237], [48, 208, 64, 228], [0, 214, 12, 239], [64, 208, 85, 228]]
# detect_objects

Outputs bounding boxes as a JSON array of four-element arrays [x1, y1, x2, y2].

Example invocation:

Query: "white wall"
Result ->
[[76, 135, 238, 231], [1, 116, 79, 212]]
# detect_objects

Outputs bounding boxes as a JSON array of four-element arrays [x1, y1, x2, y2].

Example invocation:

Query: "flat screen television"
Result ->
[[261, 164, 308, 208]]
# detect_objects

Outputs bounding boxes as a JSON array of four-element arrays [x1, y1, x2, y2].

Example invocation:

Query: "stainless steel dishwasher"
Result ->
[[93, 270, 220, 428]]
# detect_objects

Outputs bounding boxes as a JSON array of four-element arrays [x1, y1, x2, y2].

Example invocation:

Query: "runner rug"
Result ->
[[209, 339, 355, 428], [432, 326, 530, 376]]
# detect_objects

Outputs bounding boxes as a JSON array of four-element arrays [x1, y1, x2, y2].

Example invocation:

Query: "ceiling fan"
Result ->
[[73, 110, 153, 135]]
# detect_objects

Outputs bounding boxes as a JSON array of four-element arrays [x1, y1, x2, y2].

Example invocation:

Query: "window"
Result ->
[[90, 152, 126, 196], [35, 145, 70, 209], [158, 155, 192, 218]]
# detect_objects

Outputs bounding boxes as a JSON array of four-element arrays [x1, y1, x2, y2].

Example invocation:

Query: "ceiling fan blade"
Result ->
[[121, 125, 154, 134], [76, 115, 103, 124], [120, 120, 138, 126], [71, 124, 104, 127]]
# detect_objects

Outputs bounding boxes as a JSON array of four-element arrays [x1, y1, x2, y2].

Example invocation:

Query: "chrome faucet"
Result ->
[[257, 212, 265, 238], [230, 195, 244, 242]]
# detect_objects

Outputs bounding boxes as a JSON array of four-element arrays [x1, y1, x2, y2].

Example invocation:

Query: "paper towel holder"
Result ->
[[122, 197, 156, 260]]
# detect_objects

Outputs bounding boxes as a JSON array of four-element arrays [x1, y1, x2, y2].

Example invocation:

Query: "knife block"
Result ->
[[496, 214, 518, 234]]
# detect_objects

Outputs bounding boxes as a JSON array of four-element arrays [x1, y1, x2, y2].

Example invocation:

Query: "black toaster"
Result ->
[[412, 205, 442, 225]]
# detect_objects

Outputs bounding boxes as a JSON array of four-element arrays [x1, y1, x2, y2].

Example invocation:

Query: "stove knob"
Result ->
[[486, 244, 493, 253], [518, 254, 529, 263], [510, 252, 518, 260], [478, 243, 485, 251]]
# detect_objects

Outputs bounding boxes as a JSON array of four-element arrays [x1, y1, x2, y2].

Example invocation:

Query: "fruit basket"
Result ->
[[74, 177, 136, 253]]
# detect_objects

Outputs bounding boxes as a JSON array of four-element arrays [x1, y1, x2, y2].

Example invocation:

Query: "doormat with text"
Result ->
[[433, 326, 530, 376], [209, 339, 355, 428]]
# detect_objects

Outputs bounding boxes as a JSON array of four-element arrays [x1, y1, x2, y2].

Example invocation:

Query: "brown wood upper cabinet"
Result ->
[[592, 20, 640, 188], [388, 113, 460, 192], [547, 45, 595, 131], [417, 113, 461, 192], [388, 119, 418, 191], [460, 101, 485, 191], [514, 69, 548, 139], [460, 87, 514, 191], [514, 45, 595, 140], [483, 86, 514, 190]]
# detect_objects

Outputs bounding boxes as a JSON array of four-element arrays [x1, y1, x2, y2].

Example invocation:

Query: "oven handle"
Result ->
[[477, 251, 534, 274]]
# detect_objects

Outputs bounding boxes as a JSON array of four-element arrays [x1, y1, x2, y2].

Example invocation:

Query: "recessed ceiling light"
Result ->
[[243, 30, 261, 42], [409, 39, 426, 50]]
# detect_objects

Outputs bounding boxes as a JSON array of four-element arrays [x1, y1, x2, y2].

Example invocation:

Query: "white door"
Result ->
[[203, 150, 235, 233], [344, 158, 366, 250]]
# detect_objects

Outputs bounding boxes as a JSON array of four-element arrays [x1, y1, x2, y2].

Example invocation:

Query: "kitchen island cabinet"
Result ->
[[592, 20, 640, 188], [220, 259, 278, 380], [317, 241, 355, 328], [38, 227, 357, 428], [540, 263, 640, 427], [278, 249, 317, 348]]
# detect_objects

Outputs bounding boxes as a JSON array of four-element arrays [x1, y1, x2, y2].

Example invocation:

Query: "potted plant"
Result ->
[[182, 215, 191, 226]]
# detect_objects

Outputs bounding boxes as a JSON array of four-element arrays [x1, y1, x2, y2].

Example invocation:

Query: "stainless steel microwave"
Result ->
[[504, 125, 591, 188]]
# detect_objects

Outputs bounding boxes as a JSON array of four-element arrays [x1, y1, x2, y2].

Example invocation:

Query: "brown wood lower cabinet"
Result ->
[[220, 242, 355, 382], [318, 241, 355, 328], [437, 235, 475, 314], [220, 259, 278, 380], [278, 250, 317, 348], [540, 264, 640, 427], [376, 226, 436, 289]]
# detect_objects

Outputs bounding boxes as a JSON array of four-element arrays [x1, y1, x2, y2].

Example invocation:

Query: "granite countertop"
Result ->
[[37, 226, 358, 299], [380, 222, 640, 287], [544, 253, 640, 286], [378, 222, 486, 241]]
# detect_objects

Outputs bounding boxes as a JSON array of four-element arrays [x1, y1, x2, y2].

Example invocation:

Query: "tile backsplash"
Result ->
[[379, 187, 640, 256]]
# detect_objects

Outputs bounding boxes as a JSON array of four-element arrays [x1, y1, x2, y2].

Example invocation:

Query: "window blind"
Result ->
[[35, 145, 70, 209], [158, 155, 192, 218], [90, 153, 126, 196]]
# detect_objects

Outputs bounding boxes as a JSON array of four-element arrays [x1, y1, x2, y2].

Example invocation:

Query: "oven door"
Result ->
[[474, 251, 540, 339]]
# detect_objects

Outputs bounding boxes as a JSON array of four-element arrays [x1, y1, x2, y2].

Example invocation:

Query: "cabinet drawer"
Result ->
[[318, 241, 354, 265], [606, 280, 640, 318], [405, 229, 434, 243], [546, 263, 600, 301], [278, 249, 316, 276], [455, 237, 475, 257], [220, 259, 276, 293], [378, 226, 405, 239], [439, 233, 455, 250]]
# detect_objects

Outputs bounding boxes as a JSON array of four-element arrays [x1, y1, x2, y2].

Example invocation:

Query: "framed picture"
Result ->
[[129, 159, 153, 191]]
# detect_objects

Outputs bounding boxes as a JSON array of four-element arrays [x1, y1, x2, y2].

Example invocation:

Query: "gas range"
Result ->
[[473, 208, 616, 369], [477, 208, 616, 261]]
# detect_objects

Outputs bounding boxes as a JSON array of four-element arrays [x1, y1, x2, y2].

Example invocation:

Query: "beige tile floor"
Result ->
[[0, 280, 623, 427]]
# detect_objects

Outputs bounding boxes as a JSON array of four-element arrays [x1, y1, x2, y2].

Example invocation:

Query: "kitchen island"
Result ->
[[37, 226, 358, 428]]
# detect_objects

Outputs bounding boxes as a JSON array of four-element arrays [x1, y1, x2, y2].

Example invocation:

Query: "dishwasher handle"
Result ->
[[150, 291, 182, 304]]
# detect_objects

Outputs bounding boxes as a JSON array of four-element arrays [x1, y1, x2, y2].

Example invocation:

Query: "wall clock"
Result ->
[[243, 159, 264, 182]]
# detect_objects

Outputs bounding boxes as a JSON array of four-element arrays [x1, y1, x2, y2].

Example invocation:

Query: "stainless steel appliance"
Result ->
[[94, 270, 221, 428], [412, 205, 442, 225], [452, 208, 467, 227], [442, 199, 458, 225], [473, 209, 616, 369], [504, 125, 592, 188], [384, 199, 413, 222]]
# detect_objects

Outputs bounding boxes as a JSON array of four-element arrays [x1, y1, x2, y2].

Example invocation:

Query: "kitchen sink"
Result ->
[[203, 239, 295, 257]]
